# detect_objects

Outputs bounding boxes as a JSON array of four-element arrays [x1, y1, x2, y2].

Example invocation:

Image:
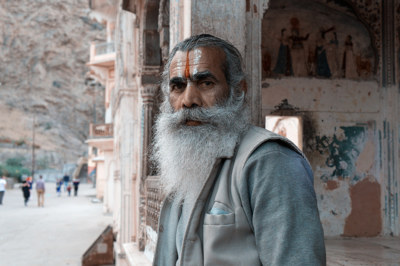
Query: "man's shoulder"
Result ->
[[239, 125, 303, 158]]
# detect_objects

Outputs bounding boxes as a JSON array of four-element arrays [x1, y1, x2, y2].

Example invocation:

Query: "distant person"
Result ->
[[72, 178, 80, 196], [36, 175, 45, 207], [21, 180, 30, 206], [67, 183, 72, 196], [0, 176, 7, 205], [63, 174, 70, 192], [56, 178, 62, 197], [26, 176, 33, 190]]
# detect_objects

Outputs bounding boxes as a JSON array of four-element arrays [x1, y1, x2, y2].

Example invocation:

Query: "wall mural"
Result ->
[[315, 126, 367, 182], [262, 0, 376, 80]]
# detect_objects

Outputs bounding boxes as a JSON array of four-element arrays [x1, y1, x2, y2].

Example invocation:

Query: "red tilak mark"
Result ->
[[185, 51, 190, 78]]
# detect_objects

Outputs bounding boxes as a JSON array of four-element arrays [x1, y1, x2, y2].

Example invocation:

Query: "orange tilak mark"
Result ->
[[185, 51, 190, 78]]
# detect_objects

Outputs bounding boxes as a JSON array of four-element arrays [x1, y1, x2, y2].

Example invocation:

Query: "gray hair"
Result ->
[[161, 34, 246, 100]]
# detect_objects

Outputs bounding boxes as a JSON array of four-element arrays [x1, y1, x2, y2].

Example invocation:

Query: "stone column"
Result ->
[[138, 84, 159, 250], [381, 0, 399, 236]]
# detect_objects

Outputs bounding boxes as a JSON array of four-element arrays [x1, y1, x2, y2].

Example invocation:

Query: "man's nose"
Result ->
[[181, 83, 202, 108]]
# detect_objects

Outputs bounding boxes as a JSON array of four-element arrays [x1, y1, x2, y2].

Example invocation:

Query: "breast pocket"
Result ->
[[202, 205, 260, 266], [204, 201, 235, 225]]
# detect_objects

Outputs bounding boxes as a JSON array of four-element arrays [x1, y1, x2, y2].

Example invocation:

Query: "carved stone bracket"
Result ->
[[140, 84, 158, 105]]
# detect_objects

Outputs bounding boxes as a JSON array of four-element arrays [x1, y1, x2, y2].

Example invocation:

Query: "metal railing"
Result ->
[[89, 123, 113, 138]]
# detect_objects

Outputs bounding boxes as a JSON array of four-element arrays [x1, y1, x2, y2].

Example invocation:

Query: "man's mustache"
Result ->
[[171, 107, 222, 125]]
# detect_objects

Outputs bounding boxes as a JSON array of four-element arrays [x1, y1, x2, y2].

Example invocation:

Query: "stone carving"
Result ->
[[145, 176, 162, 231]]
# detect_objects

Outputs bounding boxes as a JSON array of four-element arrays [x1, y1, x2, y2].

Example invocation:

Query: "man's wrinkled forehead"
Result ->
[[169, 47, 226, 78]]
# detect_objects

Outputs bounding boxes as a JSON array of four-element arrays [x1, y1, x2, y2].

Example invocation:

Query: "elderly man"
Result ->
[[152, 34, 325, 265]]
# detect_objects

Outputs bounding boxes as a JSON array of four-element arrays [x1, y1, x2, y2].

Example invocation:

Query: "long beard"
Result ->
[[152, 94, 250, 204]]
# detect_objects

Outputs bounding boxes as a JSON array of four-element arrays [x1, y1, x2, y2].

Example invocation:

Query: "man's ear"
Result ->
[[240, 80, 248, 94]]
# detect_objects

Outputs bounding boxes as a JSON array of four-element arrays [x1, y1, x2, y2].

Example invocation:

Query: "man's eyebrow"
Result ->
[[192, 71, 218, 81], [169, 76, 186, 85]]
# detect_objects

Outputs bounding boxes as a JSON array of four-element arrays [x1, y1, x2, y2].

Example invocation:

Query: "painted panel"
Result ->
[[262, 0, 375, 80]]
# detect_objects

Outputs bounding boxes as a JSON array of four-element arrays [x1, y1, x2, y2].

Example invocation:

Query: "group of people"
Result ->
[[56, 174, 80, 197], [0, 174, 81, 207], [21, 175, 45, 207]]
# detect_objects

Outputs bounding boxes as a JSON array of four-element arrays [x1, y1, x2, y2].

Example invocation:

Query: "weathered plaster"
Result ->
[[343, 177, 382, 237], [316, 177, 351, 236], [262, 79, 380, 114], [355, 139, 376, 175], [326, 180, 339, 191]]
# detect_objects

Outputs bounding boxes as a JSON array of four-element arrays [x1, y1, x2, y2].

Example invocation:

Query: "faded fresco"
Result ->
[[316, 126, 367, 182], [310, 123, 381, 236], [262, 0, 375, 80]]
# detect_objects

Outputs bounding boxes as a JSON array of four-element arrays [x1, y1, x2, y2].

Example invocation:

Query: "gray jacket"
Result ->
[[153, 126, 326, 265]]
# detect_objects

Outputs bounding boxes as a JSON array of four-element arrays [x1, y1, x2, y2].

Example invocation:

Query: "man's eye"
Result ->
[[171, 83, 185, 92], [198, 81, 214, 89]]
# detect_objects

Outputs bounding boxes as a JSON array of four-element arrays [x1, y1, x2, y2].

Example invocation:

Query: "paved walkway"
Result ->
[[326, 237, 400, 265], [0, 182, 112, 266]]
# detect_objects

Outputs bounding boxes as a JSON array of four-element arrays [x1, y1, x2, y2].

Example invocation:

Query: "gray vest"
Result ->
[[153, 126, 304, 266]]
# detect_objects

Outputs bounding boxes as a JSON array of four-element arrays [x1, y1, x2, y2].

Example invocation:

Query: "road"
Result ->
[[0, 182, 112, 266]]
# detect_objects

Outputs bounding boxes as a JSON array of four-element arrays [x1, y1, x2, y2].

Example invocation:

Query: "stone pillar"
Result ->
[[245, 0, 267, 126], [138, 84, 159, 250], [158, 0, 170, 64], [120, 93, 136, 245], [381, 0, 399, 236]]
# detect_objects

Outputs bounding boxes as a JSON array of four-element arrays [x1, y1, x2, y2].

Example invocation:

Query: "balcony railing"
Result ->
[[95, 42, 115, 55], [89, 123, 113, 138], [89, 42, 115, 62]]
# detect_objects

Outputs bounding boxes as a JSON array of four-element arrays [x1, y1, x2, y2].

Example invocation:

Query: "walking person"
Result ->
[[36, 175, 45, 207], [56, 178, 62, 197], [21, 180, 30, 206], [67, 183, 71, 196], [0, 176, 7, 205], [72, 177, 80, 196], [26, 176, 33, 190], [63, 174, 70, 192]]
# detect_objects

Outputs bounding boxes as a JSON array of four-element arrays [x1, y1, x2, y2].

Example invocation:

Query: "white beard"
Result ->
[[152, 94, 250, 204]]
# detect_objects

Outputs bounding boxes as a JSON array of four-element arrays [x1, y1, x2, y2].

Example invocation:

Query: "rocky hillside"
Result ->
[[0, 0, 106, 169]]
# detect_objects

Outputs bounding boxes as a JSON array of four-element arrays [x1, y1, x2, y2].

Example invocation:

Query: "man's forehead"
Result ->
[[169, 47, 225, 75]]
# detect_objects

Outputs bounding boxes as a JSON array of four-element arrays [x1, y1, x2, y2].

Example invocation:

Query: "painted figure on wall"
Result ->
[[315, 27, 339, 78], [315, 27, 333, 78], [342, 35, 358, 79], [326, 30, 340, 78], [289, 17, 309, 77], [273, 28, 293, 76]]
